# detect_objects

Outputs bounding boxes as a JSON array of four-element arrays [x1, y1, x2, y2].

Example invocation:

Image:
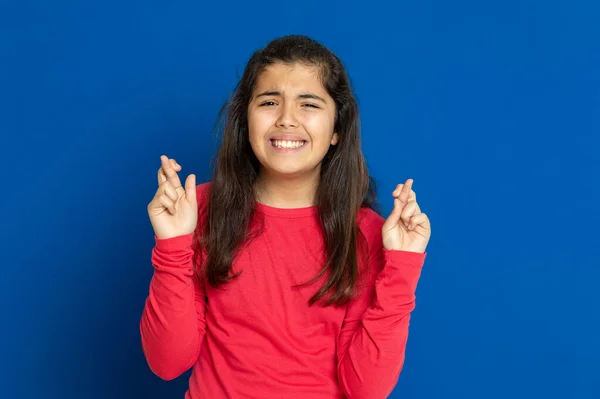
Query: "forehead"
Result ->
[[254, 63, 325, 92]]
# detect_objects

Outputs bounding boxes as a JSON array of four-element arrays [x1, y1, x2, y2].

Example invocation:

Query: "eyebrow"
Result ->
[[254, 91, 327, 104]]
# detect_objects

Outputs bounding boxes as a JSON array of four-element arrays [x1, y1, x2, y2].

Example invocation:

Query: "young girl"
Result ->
[[140, 35, 431, 399]]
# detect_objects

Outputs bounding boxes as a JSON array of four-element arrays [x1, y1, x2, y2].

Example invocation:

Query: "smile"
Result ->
[[269, 139, 307, 149]]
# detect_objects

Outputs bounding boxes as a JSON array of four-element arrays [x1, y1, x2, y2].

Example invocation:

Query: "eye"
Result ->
[[259, 101, 277, 107], [302, 103, 320, 109]]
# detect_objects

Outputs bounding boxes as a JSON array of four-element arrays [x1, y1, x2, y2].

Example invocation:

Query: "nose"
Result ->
[[275, 102, 298, 129]]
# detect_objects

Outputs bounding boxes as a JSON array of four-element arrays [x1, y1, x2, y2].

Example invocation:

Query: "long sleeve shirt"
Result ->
[[140, 182, 427, 398]]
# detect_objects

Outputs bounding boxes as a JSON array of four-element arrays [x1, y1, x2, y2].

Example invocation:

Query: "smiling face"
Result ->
[[247, 62, 339, 180]]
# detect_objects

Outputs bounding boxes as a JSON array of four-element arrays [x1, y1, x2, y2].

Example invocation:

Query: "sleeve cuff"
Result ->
[[154, 232, 195, 253], [383, 249, 427, 267]]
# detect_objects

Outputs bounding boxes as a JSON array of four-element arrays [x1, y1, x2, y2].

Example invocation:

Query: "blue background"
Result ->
[[1, 1, 598, 398]]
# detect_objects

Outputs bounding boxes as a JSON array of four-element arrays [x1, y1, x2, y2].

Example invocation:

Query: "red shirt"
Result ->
[[140, 182, 427, 398]]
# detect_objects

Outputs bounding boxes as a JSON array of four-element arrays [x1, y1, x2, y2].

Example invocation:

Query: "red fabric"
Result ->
[[140, 182, 427, 399]]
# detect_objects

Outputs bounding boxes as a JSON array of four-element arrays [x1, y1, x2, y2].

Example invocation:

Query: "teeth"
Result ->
[[271, 140, 305, 149]]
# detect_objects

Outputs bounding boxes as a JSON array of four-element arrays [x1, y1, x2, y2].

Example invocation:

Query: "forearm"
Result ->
[[338, 250, 426, 399], [140, 233, 205, 380]]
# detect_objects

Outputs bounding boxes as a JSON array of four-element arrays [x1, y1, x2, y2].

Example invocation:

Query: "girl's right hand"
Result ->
[[147, 155, 198, 240]]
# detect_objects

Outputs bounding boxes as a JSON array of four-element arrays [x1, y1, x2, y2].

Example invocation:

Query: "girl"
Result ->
[[141, 35, 431, 399]]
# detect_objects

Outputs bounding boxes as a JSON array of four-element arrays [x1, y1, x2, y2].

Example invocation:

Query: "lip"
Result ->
[[267, 133, 308, 153], [268, 133, 308, 142]]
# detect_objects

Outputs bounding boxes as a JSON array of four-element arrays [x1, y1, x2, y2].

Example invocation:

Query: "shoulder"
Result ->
[[357, 206, 385, 240], [194, 181, 213, 224], [356, 206, 386, 265], [353, 207, 387, 288], [195, 181, 212, 202], [191, 181, 212, 254]]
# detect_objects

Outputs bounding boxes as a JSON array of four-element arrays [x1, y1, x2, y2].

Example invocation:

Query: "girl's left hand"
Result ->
[[381, 179, 431, 253]]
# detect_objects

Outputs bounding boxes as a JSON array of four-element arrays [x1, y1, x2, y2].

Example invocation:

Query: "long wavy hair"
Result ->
[[195, 35, 380, 307]]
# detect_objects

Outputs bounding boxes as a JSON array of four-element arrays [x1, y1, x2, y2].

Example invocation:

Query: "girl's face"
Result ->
[[247, 62, 338, 180]]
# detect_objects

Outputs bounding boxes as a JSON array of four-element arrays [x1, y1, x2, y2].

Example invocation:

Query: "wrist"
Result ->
[[154, 232, 195, 252]]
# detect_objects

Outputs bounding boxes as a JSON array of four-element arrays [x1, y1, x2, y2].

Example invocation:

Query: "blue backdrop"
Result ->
[[1, 1, 598, 398]]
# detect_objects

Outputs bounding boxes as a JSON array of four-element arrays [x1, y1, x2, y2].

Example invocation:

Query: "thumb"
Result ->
[[185, 174, 197, 203], [382, 198, 403, 231]]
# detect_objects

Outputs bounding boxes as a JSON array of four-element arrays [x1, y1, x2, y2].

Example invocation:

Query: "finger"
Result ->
[[382, 197, 403, 232], [398, 179, 413, 203], [392, 183, 416, 202], [400, 200, 419, 227], [411, 200, 421, 214], [168, 181, 185, 198], [391, 187, 415, 221], [158, 167, 167, 185], [408, 212, 430, 231], [160, 155, 183, 189], [158, 157, 182, 185], [162, 181, 179, 202], [169, 158, 182, 172], [184, 174, 196, 203], [158, 194, 177, 214]]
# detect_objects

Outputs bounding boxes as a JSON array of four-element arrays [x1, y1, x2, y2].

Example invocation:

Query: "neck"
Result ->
[[254, 169, 319, 208]]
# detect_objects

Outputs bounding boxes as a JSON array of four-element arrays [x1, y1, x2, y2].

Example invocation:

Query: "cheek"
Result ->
[[303, 113, 335, 145], [248, 110, 276, 139]]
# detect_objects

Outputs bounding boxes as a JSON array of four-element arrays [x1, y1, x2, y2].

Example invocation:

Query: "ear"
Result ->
[[330, 133, 339, 146]]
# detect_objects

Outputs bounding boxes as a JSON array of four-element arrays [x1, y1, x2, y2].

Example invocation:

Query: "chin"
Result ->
[[271, 165, 307, 177], [263, 161, 312, 177]]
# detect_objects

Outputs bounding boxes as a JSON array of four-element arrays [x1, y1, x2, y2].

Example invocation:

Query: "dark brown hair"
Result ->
[[195, 35, 379, 306]]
